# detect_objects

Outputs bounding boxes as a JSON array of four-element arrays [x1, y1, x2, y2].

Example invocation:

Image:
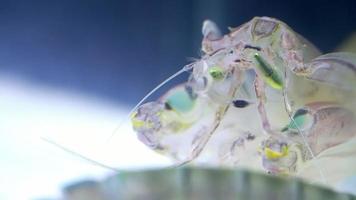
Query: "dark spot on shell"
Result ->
[[244, 44, 261, 51], [246, 133, 255, 141], [233, 99, 250, 108], [164, 102, 172, 110]]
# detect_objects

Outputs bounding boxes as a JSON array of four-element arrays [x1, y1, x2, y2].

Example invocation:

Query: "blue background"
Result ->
[[0, 0, 355, 105]]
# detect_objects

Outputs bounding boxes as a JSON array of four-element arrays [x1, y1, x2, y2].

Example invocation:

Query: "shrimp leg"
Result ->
[[254, 74, 272, 134]]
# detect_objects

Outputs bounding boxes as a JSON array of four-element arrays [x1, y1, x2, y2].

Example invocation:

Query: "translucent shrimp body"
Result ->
[[131, 17, 356, 188]]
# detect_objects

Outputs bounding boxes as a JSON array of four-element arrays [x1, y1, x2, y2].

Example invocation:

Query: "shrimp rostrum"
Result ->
[[131, 17, 356, 186]]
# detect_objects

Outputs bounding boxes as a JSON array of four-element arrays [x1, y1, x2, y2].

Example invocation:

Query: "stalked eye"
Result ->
[[209, 66, 224, 80], [165, 88, 195, 113]]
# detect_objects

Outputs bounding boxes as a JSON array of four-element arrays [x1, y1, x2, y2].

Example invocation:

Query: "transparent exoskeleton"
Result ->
[[41, 17, 356, 193], [131, 17, 356, 190]]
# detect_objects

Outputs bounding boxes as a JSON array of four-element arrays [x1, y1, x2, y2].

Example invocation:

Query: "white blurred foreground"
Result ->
[[0, 75, 170, 200]]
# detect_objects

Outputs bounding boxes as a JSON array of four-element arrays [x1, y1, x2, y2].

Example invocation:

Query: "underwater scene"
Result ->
[[0, 1, 355, 200], [52, 16, 356, 200]]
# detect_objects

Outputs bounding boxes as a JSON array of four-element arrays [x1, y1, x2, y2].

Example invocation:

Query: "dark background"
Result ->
[[0, 0, 355, 106]]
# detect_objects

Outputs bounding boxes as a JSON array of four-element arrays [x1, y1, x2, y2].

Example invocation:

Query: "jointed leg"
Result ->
[[254, 75, 272, 134]]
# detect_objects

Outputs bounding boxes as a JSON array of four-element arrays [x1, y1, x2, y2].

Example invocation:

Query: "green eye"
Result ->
[[209, 66, 224, 80]]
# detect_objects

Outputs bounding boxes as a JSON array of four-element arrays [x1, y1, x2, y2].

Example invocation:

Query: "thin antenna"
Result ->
[[42, 137, 120, 173], [282, 68, 327, 184], [105, 63, 195, 143]]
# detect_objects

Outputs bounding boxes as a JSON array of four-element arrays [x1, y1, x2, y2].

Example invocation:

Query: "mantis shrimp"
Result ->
[[131, 16, 356, 188]]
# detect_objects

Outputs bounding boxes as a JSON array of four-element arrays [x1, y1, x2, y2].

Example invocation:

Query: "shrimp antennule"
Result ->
[[105, 62, 196, 142]]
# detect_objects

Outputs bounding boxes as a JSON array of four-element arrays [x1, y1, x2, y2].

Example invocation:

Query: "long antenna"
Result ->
[[41, 63, 195, 173], [105, 63, 195, 143], [41, 137, 120, 173], [282, 68, 327, 184]]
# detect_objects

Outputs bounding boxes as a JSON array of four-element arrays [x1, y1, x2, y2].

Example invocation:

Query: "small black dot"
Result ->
[[164, 102, 172, 110], [246, 133, 255, 141], [233, 99, 250, 108]]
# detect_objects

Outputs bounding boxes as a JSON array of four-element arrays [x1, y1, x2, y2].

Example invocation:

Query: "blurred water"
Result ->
[[0, 0, 354, 105], [0, 75, 170, 199]]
